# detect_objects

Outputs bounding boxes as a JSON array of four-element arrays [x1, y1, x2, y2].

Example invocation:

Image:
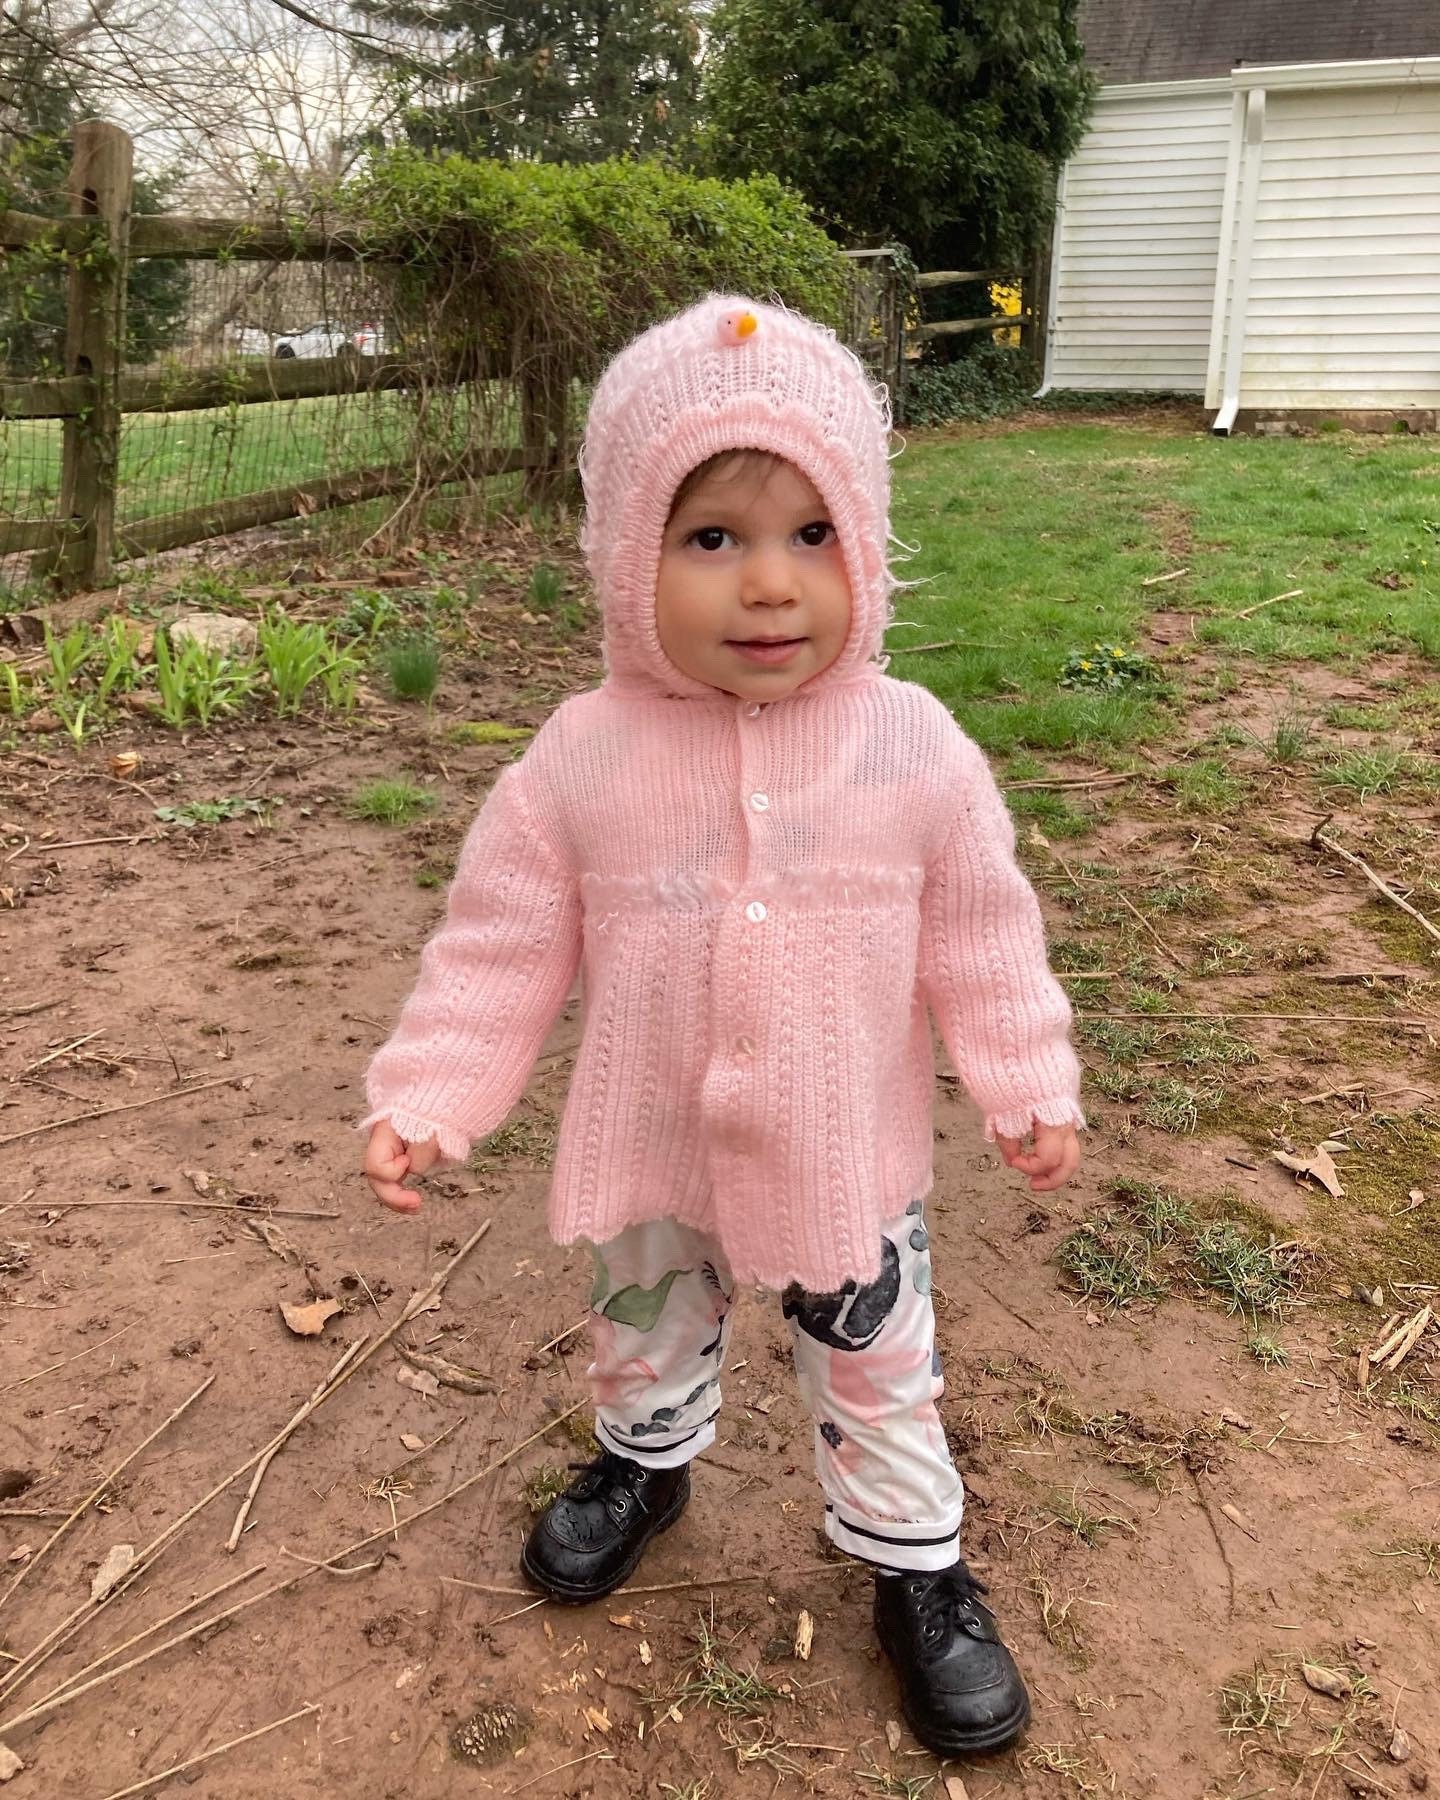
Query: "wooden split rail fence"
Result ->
[[3, 122, 1048, 595]]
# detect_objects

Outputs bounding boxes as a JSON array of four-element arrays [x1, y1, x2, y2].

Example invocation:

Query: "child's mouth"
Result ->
[[729, 637, 806, 666]]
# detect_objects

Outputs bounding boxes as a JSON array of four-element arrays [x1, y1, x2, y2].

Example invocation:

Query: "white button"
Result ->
[[735, 1035, 756, 1057], [749, 792, 770, 813], [744, 702, 762, 718], [744, 900, 768, 924]]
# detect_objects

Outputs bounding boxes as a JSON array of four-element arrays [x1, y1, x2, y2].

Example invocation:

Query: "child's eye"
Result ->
[[797, 521, 835, 548], [690, 526, 732, 552]]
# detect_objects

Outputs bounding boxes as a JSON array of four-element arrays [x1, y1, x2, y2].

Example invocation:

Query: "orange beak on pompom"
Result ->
[[718, 310, 759, 346]]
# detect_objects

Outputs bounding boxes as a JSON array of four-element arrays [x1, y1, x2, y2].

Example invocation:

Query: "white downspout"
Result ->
[[1212, 87, 1266, 435], [1033, 161, 1069, 396], [1205, 88, 1247, 411]]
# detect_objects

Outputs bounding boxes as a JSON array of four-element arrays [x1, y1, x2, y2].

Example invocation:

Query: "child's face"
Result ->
[[655, 458, 852, 701]]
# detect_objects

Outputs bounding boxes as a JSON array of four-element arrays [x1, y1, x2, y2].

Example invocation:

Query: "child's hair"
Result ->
[[666, 449, 787, 522]]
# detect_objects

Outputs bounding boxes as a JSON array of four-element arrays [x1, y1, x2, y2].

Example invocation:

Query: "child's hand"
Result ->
[[996, 1120, 1080, 1192], [364, 1121, 442, 1215]]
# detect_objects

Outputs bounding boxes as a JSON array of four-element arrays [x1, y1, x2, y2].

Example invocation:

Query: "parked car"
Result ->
[[351, 321, 388, 356], [272, 323, 355, 360]]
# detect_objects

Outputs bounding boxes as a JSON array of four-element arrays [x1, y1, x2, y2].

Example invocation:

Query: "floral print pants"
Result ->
[[584, 1201, 964, 1573]]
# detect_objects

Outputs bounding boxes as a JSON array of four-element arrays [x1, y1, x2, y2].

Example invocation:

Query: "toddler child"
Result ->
[[362, 296, 1083, 1756]]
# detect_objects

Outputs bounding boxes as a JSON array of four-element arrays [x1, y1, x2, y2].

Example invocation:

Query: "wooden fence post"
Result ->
[[32, 119, 133, 593], [1021, 238, 1052, 376]]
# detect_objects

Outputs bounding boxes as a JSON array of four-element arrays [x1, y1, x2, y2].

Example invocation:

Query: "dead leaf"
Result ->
[[184, 1168, 213, 1196], [394, 1664, 422, 1691], [1389, 1726, 1411, 1762], [90, 1543, 136, 1602], [582, 1706, 611, 1735], [1219, 1410, 1253, 1432], [945, 1778, 972, 1800], [245, 1216, 303, 1265], [0, 1743, 23, 1782], [1317, 1139, 1349, 1155], [399, 1433, 426, 1453], [885, 1719, 902, 1753], [109, 751, 142, 779], [1272, 1145, 1345, 1199], [1395, 1188, 1427, 1216], [6, 1546, 32, 1564], [638, 1640, 652, 1667], [608, 1613, 640, 1631], [1219, 1501, 1259, 1541], [794, 1609, 814, 1661], [396, 1365, 440, 1399], [407, 1290, 442, 1316], [396, 1343, 495, 1395], [748, 1392, 776, 1415], [279, 1296, 342, 1338], [1301, 1663, 1349, 1700]]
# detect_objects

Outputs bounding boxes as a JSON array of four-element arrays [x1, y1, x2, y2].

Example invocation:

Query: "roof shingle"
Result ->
[[1078, 0, 1440, 84]]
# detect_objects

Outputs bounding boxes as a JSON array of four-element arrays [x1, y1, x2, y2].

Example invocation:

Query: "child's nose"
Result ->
[[739, 544, 796, 607]]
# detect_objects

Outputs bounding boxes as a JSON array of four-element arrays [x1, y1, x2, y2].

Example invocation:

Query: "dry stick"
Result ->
[[530, 1316, 589, 1357], [1384, 1307, 1433, 1374], [31, 1567, 266, 1716], [224, 1336, 370, 1552], [1311, 819, 1440, 949], [890, 638, 1002, 656], [11, 832, 167, 854], [0, 1218, 494, 1706], [4, 1198, 341, 1219], [1078, 1010, 1435, 1025], [442, 1562, 848, 1600], [1141, 568, 1189, 587], [508, 1749, 614, 1794], [0, 1375, 214, 1615], [94, 1701, 318, 1800], [1002, 774, 1134, 793], [0, 1400, 584, 1738], [12, 1029, 104, 1078], [0, 1320, 137, 1396], [0, 1073, 250, 1150], [1233, 587, 1303, 620], [0, 1001, 60, 1020], [1037, 831, 1187, 973]]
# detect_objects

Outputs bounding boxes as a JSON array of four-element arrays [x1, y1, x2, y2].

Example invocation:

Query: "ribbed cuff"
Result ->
[[983, 1095, 1087, 1145], [357, 1107, 469, 1163]]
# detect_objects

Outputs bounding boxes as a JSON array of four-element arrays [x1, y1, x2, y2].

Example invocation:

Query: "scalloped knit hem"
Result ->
[[358, 1108, 470, 1164], [983, 1097, 1088, 1145]]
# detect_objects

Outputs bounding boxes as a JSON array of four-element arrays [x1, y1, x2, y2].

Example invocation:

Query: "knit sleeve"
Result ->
[[359, 765, 582, 1161], [918, 737, 1085, 1144]]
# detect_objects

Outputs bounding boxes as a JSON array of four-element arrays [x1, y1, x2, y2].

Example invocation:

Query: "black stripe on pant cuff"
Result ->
[[598, 1413, 716, 1456], [825, 1505, 959, 1550]]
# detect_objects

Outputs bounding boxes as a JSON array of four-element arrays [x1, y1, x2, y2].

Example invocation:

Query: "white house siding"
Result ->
[[1236, 84, 1440, 408], [1045, 84, 1233, 390]]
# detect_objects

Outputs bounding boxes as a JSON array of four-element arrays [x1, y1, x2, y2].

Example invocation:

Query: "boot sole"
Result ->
[[519, 1482, 689, 1605], [875, 1617, 1031, 1755]]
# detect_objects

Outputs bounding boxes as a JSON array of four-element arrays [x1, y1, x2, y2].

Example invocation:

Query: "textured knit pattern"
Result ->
[[363, 295, 1084, 1292]]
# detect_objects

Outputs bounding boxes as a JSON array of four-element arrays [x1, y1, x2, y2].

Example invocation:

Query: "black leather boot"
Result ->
[[520, 1450, 691, 1603], [874, 1561, 1030, 1755]]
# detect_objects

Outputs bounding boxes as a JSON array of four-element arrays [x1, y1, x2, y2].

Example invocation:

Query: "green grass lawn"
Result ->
[[889, 425, 1440, 757]]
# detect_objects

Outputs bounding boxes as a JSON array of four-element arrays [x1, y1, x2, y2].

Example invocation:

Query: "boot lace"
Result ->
[[907, 1565, 989, 1648]]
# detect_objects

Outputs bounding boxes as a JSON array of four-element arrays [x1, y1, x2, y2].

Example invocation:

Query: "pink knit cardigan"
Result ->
[[363, 298, 1083, 1290]]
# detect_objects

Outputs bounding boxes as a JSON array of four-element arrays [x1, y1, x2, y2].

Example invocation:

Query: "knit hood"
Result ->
[[579, 295, 895, 700]]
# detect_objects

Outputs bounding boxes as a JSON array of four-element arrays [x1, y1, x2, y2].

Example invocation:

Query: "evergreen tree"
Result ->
[[354, 0, 702, 162], [700, 0, 1094, 267]]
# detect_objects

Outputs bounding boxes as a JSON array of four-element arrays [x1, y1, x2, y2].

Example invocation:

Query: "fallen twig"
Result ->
[[10, 1030, 105, 1080], [0, 1001, 60, 1021], [1002, 774, 1134, 793], [1032, 828, 1187, 972], [0, 1074, 250, 1150], [0, 1320, 137, 1396], [225, 1337, 370, 1552], [279, 1548, 384, 1577], [0, 1375, 214, 1614], [442, 1561, 848, 1600], [890, 638, 1003, 655], [3, 1197, 340, 1218], [396, 1342, 496, 1395], [9, 832, 166, 854], [530, 1316, 589, 1357], [508, 1749, 615, 1794], [94, 1701, 318, 1800], [1370, 1306, 1433, 1374], [1233, 588, 1303, 620], [0, 1219, 494, 1706], [1141, 568, 1189, 587], [26, 1567, 266, 1716], [1311, 818, 1440, 949], [1080, 1010, 1435, 1025], [0, 1398, 582, 1738]]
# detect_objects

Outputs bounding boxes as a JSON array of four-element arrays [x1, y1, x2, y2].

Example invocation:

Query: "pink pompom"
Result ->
[[716, 308, 759, 347]]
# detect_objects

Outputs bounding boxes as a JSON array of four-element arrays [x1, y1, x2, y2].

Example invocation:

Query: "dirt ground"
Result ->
[[2, 504, 1439, 1800]]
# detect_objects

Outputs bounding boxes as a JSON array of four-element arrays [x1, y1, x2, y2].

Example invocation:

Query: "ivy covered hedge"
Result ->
[[340, 150, 850, 374], [332, 151, 853, 503]]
